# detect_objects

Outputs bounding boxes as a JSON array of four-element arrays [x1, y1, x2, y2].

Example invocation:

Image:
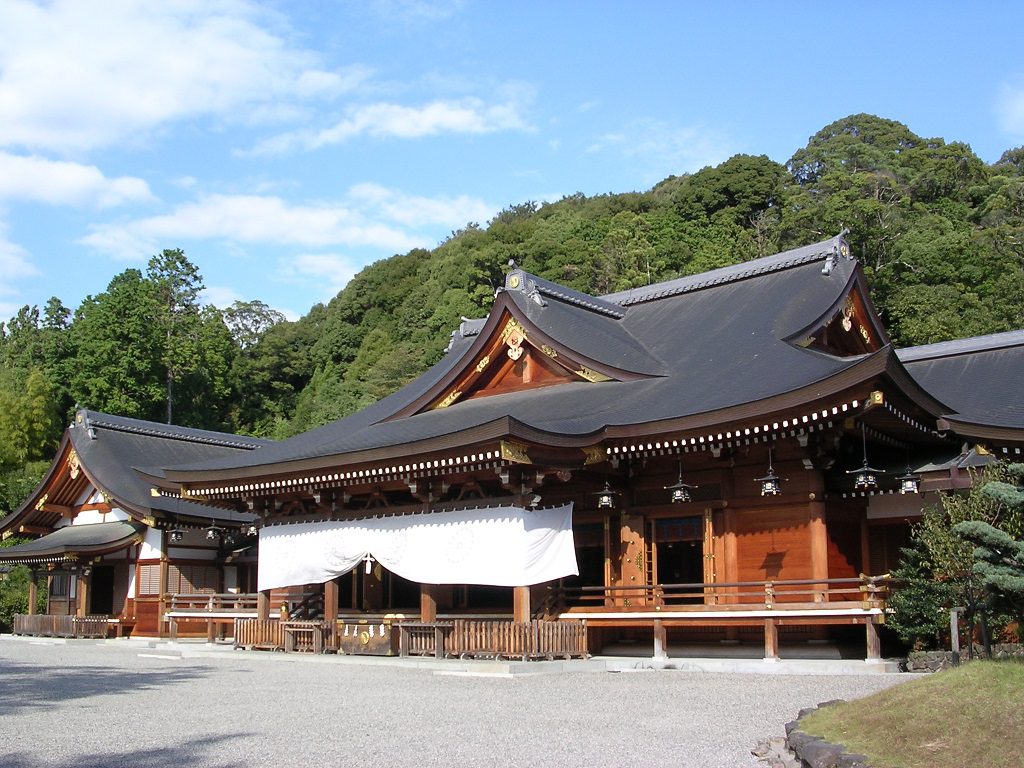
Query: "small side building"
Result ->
[[0, 410, 269, 637]]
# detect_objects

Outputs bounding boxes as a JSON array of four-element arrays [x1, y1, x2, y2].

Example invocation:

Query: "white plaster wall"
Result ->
[[139, 527, 164, 559]]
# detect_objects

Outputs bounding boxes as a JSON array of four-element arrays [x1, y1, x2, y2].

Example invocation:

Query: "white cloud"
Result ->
[[200, 284, 245, 310], [0, 0, 361, 153], [996, 79, 1024, 138], [279, 252, 361, 301], [348, 183, 496, 228], [587, 119, 734, 180], [0, 221, 38, 320], [0, 152, 154, 207], [251, 96, 531, 155], [78, 185, 495, 259]]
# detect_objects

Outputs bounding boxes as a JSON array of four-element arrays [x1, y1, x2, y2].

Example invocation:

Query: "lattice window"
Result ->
[[138, 564, 161, 595], [167, 564, 218, 595], [49, 573, 71, 597]]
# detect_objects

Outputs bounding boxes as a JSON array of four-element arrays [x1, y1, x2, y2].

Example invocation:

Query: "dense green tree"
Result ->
[[68, 269, 165, 420], [147, 249, 205, 424], [223, 299, 286, 351], [891, 463, 1023, 654]]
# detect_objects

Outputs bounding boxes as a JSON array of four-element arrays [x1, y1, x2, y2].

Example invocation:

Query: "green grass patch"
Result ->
[[798, 661, 1024, 768]]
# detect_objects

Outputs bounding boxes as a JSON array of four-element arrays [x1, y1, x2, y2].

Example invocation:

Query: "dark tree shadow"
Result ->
[[0, 658, 210, 716], [0, 733, 254, 768]]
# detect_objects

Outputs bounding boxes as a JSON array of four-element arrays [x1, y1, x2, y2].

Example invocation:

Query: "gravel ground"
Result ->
[[0, 639, 909, 768]]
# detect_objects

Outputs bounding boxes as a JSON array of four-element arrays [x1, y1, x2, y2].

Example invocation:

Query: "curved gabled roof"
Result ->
[[898, 330, 1024, 436], [0, 410, 269, 535], [166, 235, 928, 483], [0, 520, 146, 564]]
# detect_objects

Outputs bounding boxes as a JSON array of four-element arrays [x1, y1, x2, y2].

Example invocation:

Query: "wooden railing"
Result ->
[[234, 618, 284, 650], [398, 619, 588, 660], [166, 593, 259, 614], [165, 593, 260, 642], [556, 575, 890, 610], [13, 614, 111, 638]]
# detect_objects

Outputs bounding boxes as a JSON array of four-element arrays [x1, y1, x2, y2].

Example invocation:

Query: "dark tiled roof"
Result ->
[[172, 235, 884, 475], [0, 520, 146, 562], [505, 269, 626, 318], [899, 331, 1024, 429], [69, 410, 266, 522], [602, 236, 850, 306]]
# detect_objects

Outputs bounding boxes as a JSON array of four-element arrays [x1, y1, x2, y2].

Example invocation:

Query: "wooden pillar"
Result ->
[[860, 518, 872, 576], [513, 585, 531, 624], [721, 508, 738, 604], [420, 583, 438, 622], [158, 553, 169, 638], [809, 502, 828, 601], [324, 578, 339, 645], [764, 618, 779, 661], [76, 570, 90, 618], [866, 620, 881, 661], [257, 589, 271, 620], [27, 571, 38, 616], [652, 619, 667, 659]]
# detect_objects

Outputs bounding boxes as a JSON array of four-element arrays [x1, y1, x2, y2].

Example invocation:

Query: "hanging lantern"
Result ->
[[847, 423, 885, 491], [594, 481, 617, 509], [665, 461, 697, 503], [169, 527, 185, 543], [897, 467, 922, 495], [205, 521, 224, 541], [755, 446, 784, 496]]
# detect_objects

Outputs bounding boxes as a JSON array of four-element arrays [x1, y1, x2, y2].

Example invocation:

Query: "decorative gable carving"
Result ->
[[426, 310, 617, 411], [790, 279, 888, 357]]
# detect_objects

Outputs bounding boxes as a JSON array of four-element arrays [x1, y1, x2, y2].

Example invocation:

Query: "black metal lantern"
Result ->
[[169, 527, 185, 543], [594, 481, 617, 509], [897, 466, 922, 495], [204, 521, 224, 541], [847, 423, 885, 490], [755, 446, 784, 496], [665, 461, 697, 503]]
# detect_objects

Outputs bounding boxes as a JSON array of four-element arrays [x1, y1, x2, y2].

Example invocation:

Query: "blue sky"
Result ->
[[1, 0, 1023, 322]]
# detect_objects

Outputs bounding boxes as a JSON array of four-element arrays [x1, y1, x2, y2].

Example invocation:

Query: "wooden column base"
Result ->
[[764, 618, 779, 661], [653, 619, 667, 659], [866, 620, 881, 660]]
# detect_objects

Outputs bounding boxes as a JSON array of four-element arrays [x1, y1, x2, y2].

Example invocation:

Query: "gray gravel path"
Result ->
[[0, 639, 909, 768]]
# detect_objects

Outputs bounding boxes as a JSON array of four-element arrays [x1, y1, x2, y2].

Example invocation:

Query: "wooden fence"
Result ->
[[398, 619, 588, 660], [13, 614, 111, 638], [233, 617, 588, 660], [234, 618, 285, 650]]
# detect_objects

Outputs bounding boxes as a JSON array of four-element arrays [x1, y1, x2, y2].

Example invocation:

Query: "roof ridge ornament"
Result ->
[[821, 229, 852, 276]]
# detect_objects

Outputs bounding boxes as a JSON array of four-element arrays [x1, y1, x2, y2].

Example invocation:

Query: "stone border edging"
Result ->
[[782, 700, 871, 768]]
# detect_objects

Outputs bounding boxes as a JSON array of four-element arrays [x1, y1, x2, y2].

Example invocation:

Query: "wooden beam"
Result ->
[[39, 503, 74, 516], [17, 525, 49, 536], [257, 589, 270, 621]]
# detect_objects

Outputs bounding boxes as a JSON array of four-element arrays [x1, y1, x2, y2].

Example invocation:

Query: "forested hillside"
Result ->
[[2, 114, 1022, 516]]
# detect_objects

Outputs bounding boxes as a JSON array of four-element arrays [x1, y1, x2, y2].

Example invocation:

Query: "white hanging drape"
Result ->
[[257, 503, 577, 591]]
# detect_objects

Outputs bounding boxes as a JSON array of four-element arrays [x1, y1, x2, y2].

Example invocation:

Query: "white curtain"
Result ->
[[257, 503, 578, 591]]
